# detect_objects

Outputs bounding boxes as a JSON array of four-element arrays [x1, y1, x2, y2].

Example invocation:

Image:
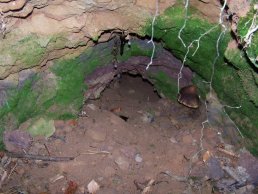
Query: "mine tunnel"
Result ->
[[0, 0, 258, 193]]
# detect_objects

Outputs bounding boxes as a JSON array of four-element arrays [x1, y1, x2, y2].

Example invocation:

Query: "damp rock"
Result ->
[[238, 151, 258, 186], [206, 157, 224, 181], [221, 165, 251, 190], [216, 178, 237, 191], [4, 129, 33, 153], [26, 118, 56, 138]]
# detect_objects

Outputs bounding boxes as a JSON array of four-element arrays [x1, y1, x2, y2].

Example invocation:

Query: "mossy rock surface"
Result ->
[[27, 118, 55, 138], [144, 5, 258, 155], [0, 34, 45, 77], [237, 9, 258, 68], [0, 38, 174, 148]]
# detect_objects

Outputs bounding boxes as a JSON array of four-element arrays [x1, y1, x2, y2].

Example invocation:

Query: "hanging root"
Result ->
[[146, 0, 159, 70], [178, 0, 189, 48]]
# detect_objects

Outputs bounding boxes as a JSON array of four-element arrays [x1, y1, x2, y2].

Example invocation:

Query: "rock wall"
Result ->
[[143, 2, 258, 155], [0, 0, 222, 80]]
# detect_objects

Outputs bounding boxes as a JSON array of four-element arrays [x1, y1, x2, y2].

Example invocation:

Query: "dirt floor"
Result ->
[[1, 74, 257, 194]]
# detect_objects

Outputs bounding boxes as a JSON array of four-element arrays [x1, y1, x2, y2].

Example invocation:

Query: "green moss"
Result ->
[[144, 5, 258, 155], [117, 40, 157, 62], [27, 117, 55, 138], [149, 71, 178, 100], [91, 35, 100, 42], [0, 39, 157, 143], [0, 6, 256, 155], [10, 34, 45, 67], [0, 77, 40, 125], [225, 48, 258, 106], [237, 9, 258, 68], [147, 6, 229, 81], [48, 35, 68, 50], [223, 48, 258, 155], [246, 34, 258, 66], [192, 74, 210, 99], [237, 9, 257, 38]]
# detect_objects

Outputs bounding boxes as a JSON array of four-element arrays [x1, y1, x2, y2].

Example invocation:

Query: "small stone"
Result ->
[[135, 154, 143, 163], [141, 112, 154, 123], [169, 137, 178, 144], [87, 179, 100, 194], [115, 157, 130, 170]]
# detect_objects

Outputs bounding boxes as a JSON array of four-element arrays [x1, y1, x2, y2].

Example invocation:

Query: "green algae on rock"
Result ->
[[149, 71, 178, 100], [0, 33, 45, 79], [144, 5, 258, 155], [0, 39, 172, 149], [27, 118, 55, 138]]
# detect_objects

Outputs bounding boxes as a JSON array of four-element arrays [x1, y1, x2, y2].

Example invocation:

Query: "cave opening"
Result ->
[[88, 73, 161, 122]]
